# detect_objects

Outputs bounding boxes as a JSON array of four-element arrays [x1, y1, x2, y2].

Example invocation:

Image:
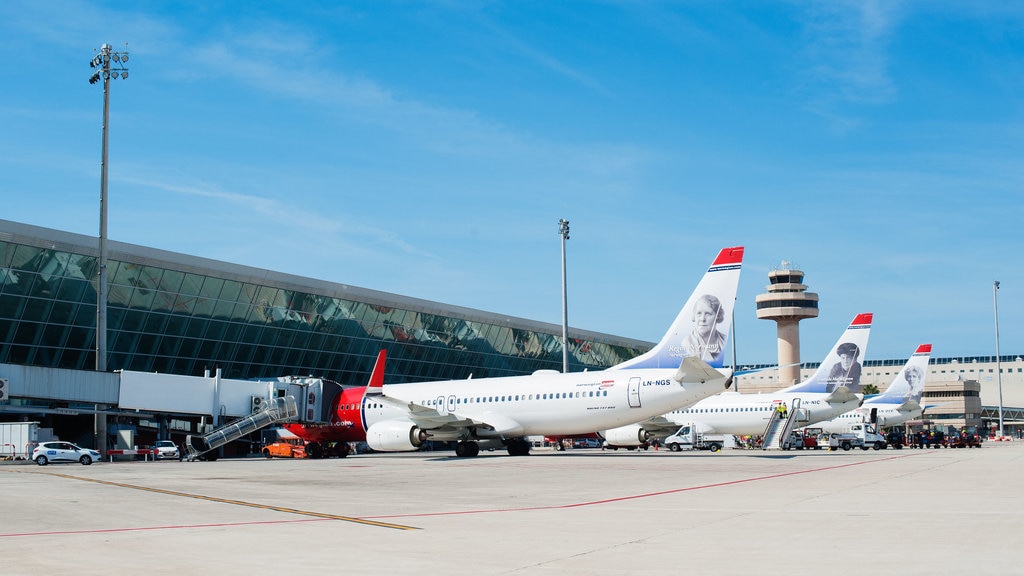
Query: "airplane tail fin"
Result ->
[[612, 246, 744, 370], [363, 349, 387, 398], [869, 344, 931, 407], [783, 313, 872, 395]]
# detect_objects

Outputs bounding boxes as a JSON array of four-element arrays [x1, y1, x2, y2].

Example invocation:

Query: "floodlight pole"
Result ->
[[89, 43, 128, 453], [994, 281, 1004, 438], [559, 219, 570, 373], [89, 43, 128, 373]]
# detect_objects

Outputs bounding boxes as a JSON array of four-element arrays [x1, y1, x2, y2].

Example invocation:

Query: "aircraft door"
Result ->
[[435, 396, 447, 415], [446, 395, 457, 413], [628, 377, 642, 408]]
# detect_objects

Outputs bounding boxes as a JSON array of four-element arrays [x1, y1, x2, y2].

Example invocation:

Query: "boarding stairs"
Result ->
[[761, 398, 802, 450], [184, 396, 298, 461]]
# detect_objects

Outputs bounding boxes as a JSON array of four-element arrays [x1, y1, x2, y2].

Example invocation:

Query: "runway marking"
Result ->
[[1, 518, 336, 539], [1, 469, 419, 533], [365, 451, 927, 520]]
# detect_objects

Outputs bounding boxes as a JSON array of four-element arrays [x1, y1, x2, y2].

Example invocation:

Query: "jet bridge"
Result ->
[[184, 396, 298, 461], [761, 397, 802, 450]]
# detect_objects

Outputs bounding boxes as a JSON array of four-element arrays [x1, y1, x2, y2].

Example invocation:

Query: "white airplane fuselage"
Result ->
[[812, 404, 922, 435], [665, 391, 862, 436], [367, 367, 729, 440]]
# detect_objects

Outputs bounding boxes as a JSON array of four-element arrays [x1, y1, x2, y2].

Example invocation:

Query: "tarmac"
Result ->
[[2, 441, 1022, 576]]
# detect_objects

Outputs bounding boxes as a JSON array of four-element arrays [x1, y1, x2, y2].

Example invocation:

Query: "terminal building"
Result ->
[[1, 219, 1021, 452]]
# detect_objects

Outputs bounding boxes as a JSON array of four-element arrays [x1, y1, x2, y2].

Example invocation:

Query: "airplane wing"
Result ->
[[362, 348, 525, 439], [371, 394, 477, 428]]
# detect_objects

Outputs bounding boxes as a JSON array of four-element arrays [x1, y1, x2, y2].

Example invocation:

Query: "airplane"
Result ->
[[809, 344, 932, 435], [361, 246, 745, 457], [600, 312, 872, 447]]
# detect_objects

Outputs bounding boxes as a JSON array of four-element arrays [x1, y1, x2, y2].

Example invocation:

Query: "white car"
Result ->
[[153, 440, 180, 460], [32, 441, 102, 466]]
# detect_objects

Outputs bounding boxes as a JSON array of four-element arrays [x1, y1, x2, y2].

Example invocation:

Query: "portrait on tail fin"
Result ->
[[683, 294, 728, 364], [825, 342, 862, 393]]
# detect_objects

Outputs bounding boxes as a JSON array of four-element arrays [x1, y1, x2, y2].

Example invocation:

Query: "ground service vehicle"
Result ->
[[782, 431, 820, 450], [262, 437, 307, 458], [32, 442, 102, 465], [829, 423, 887, 451], [664, 424, 727, 452], [948, 429, 983, 448]]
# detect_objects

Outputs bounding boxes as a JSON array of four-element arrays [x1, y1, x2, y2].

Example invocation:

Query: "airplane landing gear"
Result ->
[[455, 441, 480, 458], [505, 438, 531, 456]]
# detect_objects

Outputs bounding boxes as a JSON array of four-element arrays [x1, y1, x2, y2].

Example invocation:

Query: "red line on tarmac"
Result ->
[[364, 451, 927, 520]]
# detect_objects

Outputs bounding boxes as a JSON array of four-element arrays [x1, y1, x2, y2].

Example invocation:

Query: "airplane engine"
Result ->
[[366, 420, 428, 452], [602, 424, 650, 447]]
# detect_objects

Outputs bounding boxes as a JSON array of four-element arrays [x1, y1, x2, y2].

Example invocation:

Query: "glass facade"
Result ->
[[0, 221, 648, 386]]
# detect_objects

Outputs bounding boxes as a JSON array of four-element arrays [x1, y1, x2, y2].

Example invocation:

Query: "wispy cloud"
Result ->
[[474, 15, 612, 97], [116, 174, 436, 260]]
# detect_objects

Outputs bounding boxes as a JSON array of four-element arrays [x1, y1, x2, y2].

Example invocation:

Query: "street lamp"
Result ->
[[88, 43, 129, 374], [559, 219, 570, 373], [994, 281, 1004, 438]]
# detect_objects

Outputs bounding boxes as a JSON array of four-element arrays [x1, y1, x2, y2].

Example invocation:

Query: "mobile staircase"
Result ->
[[761, 397, 802, 450], [184, 396, 298, 461]]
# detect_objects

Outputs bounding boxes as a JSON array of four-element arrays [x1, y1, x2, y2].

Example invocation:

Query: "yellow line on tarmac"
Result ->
[[14, 469, 419, 531]]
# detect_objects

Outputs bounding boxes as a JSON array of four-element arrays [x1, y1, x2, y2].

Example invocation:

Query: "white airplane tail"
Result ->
[[868, 344, 931, 407], [611, 246, 744, 371], [784, 312, 872, 395]]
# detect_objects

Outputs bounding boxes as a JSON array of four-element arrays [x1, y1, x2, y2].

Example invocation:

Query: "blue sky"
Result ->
[[2, 1, 1022, 366]]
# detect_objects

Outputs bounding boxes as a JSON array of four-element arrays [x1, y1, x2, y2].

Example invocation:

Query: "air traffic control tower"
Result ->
[[755, 262, 819, 385]]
